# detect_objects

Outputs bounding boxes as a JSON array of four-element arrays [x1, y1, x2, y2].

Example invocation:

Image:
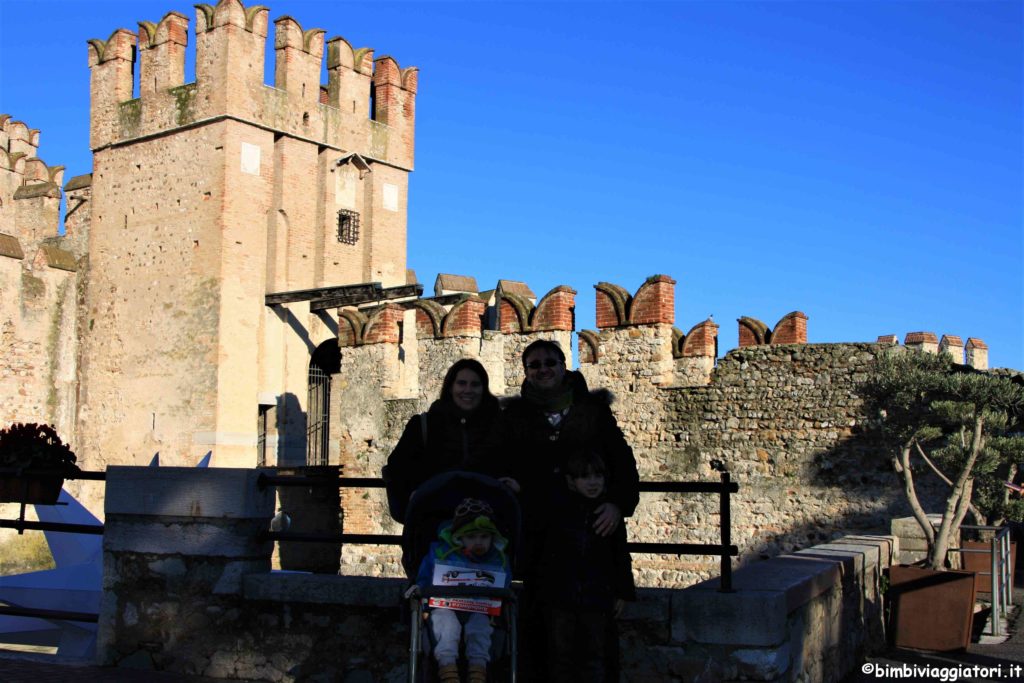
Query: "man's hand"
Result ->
[[592, 502, 621, 536], [498, 477, 521, 493]]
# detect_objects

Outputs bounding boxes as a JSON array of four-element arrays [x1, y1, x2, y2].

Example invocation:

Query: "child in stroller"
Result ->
[[402, 472, 520, 683]]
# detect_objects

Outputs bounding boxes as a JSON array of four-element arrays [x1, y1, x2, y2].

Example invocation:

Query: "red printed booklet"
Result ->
[[427, 563, 506, 616]]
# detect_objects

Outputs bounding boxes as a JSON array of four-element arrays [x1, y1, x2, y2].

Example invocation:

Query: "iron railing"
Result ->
[[946, 524, 1014, 637], [0, 468, 105, 623], [258, 470, 740, 592]]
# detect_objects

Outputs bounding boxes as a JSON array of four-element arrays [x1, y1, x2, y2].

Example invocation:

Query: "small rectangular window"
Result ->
[[337, 209, 360, 245]]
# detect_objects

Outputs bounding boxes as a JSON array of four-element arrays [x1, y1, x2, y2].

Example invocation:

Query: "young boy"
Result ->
[[415, 498, 510, 683], [537, 450, 635, 682]]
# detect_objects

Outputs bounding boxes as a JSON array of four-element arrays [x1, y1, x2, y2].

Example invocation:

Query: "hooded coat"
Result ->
[[497, 371, 639, 572], [383, 397, 501, 523]]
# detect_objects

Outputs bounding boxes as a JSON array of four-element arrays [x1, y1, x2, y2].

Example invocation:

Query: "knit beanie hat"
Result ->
[[451, 498, 500, 541]]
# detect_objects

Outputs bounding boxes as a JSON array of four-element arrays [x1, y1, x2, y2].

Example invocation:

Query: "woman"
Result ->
[[382, 358, 504, 523]]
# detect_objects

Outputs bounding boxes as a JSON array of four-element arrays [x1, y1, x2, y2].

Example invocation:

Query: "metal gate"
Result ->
[[306, 363, 330, 466]]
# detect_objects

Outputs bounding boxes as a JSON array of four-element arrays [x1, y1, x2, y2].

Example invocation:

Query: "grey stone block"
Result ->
[[673, 586, 788, 647], [243, 573, 407, 607], [104, 518, 272, 557], [672, 556, 841, 647], [732, 643, 791, 680], [105, 466, 274, 519]]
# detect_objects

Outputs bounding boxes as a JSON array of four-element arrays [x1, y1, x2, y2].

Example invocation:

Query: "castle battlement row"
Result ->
[[87, 0, 417, 170]]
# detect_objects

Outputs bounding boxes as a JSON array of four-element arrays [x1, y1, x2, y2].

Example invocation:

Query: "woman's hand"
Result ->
[[592, 502, 621, 536], [498, 477, 521, 493]]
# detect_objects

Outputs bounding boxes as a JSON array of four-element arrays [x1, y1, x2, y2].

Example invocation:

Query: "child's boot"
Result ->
[[438, 663, 461, 683], [468, 663, 487, 683]]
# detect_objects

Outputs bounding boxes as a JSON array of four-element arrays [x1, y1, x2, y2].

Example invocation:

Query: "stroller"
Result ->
[[401, 471, 521, 683]]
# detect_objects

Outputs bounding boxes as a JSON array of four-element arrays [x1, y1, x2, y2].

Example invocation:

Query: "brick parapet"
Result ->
[[738, 312, 808, 347]]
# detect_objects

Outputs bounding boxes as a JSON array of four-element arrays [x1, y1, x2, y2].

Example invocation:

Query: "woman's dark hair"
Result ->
[[439, 358, 497, 409], [521, 339, 565, 368], [564, 450, 606, 478]]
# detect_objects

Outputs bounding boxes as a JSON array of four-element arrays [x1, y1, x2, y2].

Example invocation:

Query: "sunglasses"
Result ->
[[526, 359, 561, 370]]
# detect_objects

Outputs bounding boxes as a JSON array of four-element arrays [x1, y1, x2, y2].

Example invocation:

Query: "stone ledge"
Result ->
[[105, 467, 273, 518], [243, 573, 406, 606]]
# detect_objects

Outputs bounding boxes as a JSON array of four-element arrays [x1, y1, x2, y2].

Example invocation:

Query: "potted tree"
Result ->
[[0, 422, 79, 505], [864, 351, 1024, 651]]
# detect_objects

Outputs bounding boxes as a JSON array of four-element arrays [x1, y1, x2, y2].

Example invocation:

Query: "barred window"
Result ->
[[337, 209, 360, 245]]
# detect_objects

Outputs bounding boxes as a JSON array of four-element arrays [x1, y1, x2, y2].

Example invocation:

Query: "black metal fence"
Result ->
[[259, 471, 740, 591]]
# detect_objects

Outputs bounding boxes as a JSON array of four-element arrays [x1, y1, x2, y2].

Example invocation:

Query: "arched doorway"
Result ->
[[306, 339, 340, 466]]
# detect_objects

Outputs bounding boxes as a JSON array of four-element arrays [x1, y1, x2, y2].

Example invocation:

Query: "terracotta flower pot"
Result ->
[[0, 474, 64, 505], [961, 540, 1016, 594], [888, 564, 977, 652]]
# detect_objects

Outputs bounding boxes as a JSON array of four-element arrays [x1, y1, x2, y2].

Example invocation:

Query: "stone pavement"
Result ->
[[846, 583, 1024, 683]]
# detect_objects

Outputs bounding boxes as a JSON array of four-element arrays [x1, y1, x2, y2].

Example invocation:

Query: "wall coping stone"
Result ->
[[675, 534, 895, 648], [105, 466, 273, 518]]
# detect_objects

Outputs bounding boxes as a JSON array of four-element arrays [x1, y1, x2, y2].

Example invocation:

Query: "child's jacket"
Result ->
[[536, 487, 635, 611], [416, 522, 511, 592]]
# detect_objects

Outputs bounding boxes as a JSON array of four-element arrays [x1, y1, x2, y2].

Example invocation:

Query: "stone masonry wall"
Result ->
[[327, 276, 952, 590], [96, 464, 894, 683], [0, 115, 83, 447]]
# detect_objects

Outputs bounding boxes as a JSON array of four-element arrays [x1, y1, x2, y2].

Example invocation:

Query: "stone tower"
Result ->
[[77, 0, 418, 469]]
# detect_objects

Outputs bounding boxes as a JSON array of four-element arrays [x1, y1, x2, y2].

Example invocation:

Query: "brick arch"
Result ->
[[531, 285, 575, 331], [628, 274, 675, 325], [362, 304, 403, 345], [770, 311, 807, 345], [498, 292, 532, 333], [594, 282, 630, 328], [442, 296, 485, 338], [738, 316, 769, 347], [411, 299, 445, 339], [337, 309, 366, 347], [578, 330, 600, 364], [681, 318, 719, 357]]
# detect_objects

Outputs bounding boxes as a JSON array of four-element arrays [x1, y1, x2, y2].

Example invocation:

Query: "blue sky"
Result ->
[[1, 1, 1021, 368]]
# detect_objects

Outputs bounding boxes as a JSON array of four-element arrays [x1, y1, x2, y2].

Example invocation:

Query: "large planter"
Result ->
[[962, 540, 1017, 594], [0, 473, 64, 504], [888, 565, 977, 652]]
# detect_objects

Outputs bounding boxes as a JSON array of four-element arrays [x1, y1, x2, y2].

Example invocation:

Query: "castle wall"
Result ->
[[0, 117, 82, 448], [324, 276, 954, 587], [77, 124, 226, 470]]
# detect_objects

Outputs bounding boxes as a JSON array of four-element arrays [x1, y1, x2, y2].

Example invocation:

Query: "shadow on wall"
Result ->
[[272, 392, 342, 574]]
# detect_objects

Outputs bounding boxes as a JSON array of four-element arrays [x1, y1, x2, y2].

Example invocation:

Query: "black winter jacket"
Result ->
[[382, 397, 501, 523], [498, 372, 640, 521], [538, 487, 635, 611]]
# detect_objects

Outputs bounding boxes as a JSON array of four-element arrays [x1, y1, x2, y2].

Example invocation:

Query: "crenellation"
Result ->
[[273, 16, 326, 110], [87, 28, 137, 150], [771, 310, 808, 345], [137, 12, 189, 102], [531, 285, 576, 331], [497, 291, 532, 333], [595, 281, 630, 328], [439, 295, 485, 337], [738, 311, 808, 347]]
